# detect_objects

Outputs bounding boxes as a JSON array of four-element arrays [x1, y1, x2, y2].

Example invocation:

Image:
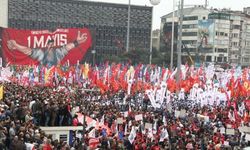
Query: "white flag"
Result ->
[[88, 128, 96, 138], [100, 115, 105, 126], [159, 128, 169, 142], [163, 115, 167, 126], [124, 124, 128, 135], [128, 126, 137, 144]]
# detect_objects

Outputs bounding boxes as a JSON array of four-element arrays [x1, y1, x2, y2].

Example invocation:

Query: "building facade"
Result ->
[[160, 6, 250, 67], [160, 6, 211, 65], [152, 29, 160, 51], [208, 12, 230, 64], [0, 0, 152, 64]]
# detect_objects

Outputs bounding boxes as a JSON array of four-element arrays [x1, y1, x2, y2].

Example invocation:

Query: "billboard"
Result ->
[[198, 19, 215, 50], [1, 28, 92, 66]]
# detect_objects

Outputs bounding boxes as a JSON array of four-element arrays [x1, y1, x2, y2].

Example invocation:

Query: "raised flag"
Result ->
[[128, 126, 136, 144], [0, 86, 3, 100]]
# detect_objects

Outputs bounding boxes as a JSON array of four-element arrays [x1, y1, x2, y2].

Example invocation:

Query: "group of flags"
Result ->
[[2, 63, 250, 101]]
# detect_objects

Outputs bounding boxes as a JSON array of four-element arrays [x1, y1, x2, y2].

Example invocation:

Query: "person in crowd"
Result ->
[[0, 73, 249, 150]]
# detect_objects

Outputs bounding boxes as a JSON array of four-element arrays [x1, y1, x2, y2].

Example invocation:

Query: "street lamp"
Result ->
[[176, 0, 184, 85], [149, 0, 161, 64], [149, 0, 161, 5], [91, 50, 96, 65], [170, 0, 176, 71], [126, 0, 131, 52]]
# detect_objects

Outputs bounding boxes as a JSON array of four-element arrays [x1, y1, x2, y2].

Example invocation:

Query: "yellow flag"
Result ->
[[0, 86, 3, 100], [83, 63, 89, 79]]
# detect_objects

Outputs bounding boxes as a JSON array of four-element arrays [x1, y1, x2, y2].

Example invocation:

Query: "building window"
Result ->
[[233, 25, 240, 29], [217, 48, 227, 53], [244, 58, 250, 62], [161, 18, 166, 22], [182, 32, 197, 36], [206, 56, 212, 62], [217, 57, 223, 62], [183, 24, 197, 29], [183, 16, 198, 21], [183, 40, 196, 45], [233, 33, 238, 38], [232, 42, 238, 47]]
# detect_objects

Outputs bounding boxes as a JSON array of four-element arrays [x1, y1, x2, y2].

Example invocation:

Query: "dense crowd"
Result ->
[[0, 79, 249, 150]]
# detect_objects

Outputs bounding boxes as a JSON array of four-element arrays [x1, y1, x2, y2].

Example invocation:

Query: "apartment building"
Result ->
[[161, 6, 250, 66]]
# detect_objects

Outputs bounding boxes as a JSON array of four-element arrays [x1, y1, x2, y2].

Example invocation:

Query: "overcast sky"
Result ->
[[88, 0, 250, 29]]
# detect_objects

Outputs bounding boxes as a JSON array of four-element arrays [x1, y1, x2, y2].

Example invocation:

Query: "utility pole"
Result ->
[[176, 0, 184, 84], [170, 0, 176, 70], [126, 0, 131, 52], [149, 7, 153, 64], [205, 0, 208, 8]]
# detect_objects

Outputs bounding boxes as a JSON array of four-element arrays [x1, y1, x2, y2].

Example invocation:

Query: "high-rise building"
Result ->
[[160, 6, 211, 64], [0, 0, 152, 63], [208, 12, 230, 64], [160, 6, 250, 67]]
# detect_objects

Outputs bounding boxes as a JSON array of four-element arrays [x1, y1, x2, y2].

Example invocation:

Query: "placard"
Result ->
[[204, 116, 209, 122], [239, 126, 250, 133], [135, 114, 143, 121], [220, 127, 225, 134], [246, 134, 250, 141], [175, 111, 180, 118], [224, 141, 229, 146], [117, 118, 123, 124], [179, 109, 186, 118], [226, 124, 232, 128], [226, 128, 235, 135], [124, 111, 128, 118], [145, 123, 152, 129]]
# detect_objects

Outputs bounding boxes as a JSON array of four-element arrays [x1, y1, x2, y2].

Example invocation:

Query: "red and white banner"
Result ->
[[1, 28, 92, 65]]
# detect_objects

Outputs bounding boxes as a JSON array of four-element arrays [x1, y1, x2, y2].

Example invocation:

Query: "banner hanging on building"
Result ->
[[1, 28, 92, 66], [198, 19, 215, 51]]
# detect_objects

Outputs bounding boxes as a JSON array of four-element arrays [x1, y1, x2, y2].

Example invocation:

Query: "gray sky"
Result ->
[[88, 0, 250, 29]]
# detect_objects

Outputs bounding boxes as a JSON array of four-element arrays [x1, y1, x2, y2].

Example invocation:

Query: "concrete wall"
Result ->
[[0, 0, 8, 28], [40, 126, 83, 144]]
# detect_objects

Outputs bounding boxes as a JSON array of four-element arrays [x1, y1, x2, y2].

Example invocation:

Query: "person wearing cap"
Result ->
[[7, 31, 88, 66]]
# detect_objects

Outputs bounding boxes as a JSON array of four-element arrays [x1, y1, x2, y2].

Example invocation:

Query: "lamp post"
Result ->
[[126, 0, 131, 52], [170, 0, 176, 71], [82, 112, 86, 147], [149, 8, 153, 64], [176, 0, 184, 84], [91, 50, 96, 65], [149, 0, 161, 64]]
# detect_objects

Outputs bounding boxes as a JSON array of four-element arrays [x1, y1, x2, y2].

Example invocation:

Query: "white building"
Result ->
[[160, 6, 211, 64], [161, 6, 250, 67], [208, 11, 230, 63]]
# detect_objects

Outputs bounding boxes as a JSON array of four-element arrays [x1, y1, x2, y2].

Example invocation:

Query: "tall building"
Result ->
[[161, 6, 250, 67], [244, 7, 250, 15], [229, 12, 250, 66], [242, 15, 250, 66], [160, 6, 211, 64], [0, 0, 152, 63], [208, 11, 230, 64]]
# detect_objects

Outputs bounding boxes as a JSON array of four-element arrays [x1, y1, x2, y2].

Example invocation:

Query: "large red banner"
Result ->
[[1, 28, 92, 65]]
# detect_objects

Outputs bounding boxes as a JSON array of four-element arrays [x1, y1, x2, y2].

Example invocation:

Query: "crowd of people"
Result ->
[[0, 63, 248, 150], [0, 79, 248, 150]]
